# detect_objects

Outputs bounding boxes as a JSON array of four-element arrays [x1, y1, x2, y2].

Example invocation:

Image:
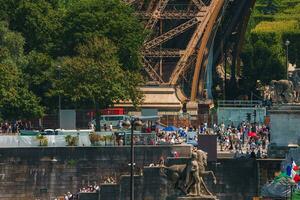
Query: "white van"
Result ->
[[55, 129, 94, 136], [91, 115, 130, 128]]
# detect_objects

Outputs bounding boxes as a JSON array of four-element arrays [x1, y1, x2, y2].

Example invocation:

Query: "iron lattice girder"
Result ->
[[144, 8, 208, 50], [145, 0, 170, 30], [191, 0, 205, 10], [143, 49, 185, 57], [122, 0, 214, 85], [170, 1, 216, 84], [142, 58, 164, 83], [137, 10, 205, 19]]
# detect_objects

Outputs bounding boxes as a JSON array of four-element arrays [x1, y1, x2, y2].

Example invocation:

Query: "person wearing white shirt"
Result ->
[[109, 123, 113, 131]]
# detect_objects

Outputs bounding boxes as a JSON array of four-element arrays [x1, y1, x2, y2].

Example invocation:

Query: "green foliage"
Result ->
[[0, 0, 19, 22], [0, 0, 145, 121], [62, 0, 145, 71], [23, 51, 57, 111], [89, 132, 100, 144], [283, 31, 300, 67], [240, 0, 300, 96], [65, 135, 79, 146], [11, 0, 64, 54], [0, 22, 44, 120], [252, 20, 299, 33], [36, 134, 48, 146], [240, 37, 285, 95], [67, 159, 78, 166], [57, 36, 143, 106], [56, 36, 143, 130]]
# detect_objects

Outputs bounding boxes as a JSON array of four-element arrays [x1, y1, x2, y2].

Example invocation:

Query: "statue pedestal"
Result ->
[[176, 195, 218, 200], [270, 104, 300, 146]]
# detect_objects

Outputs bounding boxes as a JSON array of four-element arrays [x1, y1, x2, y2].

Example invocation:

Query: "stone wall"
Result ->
[[98, 158, 281, 200], [270, 104, 300, 146], [0, 146, 282, 200], [0, 146, 191, 200], [207, 159, 258, 200]]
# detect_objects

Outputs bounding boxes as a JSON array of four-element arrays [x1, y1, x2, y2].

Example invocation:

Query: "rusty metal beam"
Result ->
[[145, 0, 169, 30], [144, 15, 204, 50], [169, 5, 212, 85], [138, 10, 204, 19], [191, 0, 205, 10], [143, 49, 184, 57], [182, 56, 197, 82], [191, 0, 224, 101], [153, 62, 160, 72], [142, 58, 164, 83], [146, 0, 157, 13]]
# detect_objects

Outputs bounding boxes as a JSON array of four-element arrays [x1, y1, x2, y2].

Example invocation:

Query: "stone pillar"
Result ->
[[119, 175, 143, 200], [100, 184, 119, 200], [142, 167, 168, 200]]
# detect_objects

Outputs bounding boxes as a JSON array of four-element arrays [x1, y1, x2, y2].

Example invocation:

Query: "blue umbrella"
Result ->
[[156, 125, 166, 130], [162, 126, 179, 132]]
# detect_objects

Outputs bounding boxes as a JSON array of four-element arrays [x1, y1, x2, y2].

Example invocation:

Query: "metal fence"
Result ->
[[217, 100, 267, 126], [0, 132, 159, 147], [218, 100, 263, 107]]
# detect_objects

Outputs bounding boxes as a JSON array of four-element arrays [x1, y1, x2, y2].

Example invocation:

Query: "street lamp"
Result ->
[[122, 118, 143, 200], [285, 40, 290, 80], [57, 65, 61, 129]]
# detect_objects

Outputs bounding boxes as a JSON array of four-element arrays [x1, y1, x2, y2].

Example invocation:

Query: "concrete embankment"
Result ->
[[0, 146, 282, 200]]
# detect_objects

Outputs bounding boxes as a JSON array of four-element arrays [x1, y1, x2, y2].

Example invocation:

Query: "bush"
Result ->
[[65, 135, 79, 146], [89, 132, 102, 144], [36, 134, 48, 146]]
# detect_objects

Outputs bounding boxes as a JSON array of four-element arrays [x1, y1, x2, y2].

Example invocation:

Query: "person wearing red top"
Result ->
[[294, 174, 300, 183]]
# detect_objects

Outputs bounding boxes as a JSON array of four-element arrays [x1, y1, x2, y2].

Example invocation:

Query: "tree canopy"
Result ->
[[239, 0, 300, 97], [62, 0, 145, 71], [0, 0, 145, 122], [0, 22, 43, 120], [57, 37, 143, 130]]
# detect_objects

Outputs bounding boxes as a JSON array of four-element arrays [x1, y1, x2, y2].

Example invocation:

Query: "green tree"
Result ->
[[283, 32, 300, 68], [62, 0, 145, 71], [263, 0, 279, 14], [0, 21, 43, 120], [11, 0, 64, 54], [240, 40, 285, 95], [57, 37, 143, 131], [22, 51, 57, 111], [0, 0, 20, 22], [0, 0, 146, 119]]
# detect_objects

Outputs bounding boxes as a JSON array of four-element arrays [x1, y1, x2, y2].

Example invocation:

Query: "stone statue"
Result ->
[[185, 152, 201, 196], [161, 149, 217, 199], [290, 70, 300, 102], [269, 80, 295, 103]]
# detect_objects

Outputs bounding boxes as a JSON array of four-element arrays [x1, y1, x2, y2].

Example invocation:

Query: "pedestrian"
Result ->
[[159, 156, 165, 166], [250, 150, 256, 159], [109, 123, 113, 131]]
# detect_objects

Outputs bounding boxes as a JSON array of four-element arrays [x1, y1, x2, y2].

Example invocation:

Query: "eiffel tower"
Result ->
[[119, 0, 256, 122]]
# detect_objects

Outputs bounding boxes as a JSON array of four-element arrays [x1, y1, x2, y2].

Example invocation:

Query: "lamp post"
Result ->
[[57, 65, 61, 129], [122, 118, 143, 200], [285, 40, 290, 80]]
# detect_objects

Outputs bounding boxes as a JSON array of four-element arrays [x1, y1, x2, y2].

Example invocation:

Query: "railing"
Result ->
[[218, 100, 263, 108], [0, 132, 163, 147]]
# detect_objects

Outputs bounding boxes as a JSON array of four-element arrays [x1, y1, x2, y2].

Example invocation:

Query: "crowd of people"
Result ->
[[214, 121, 270, 158], [109, 120, 271, 153], [156, 131, 185, 144], [0, 121, 30, 134], [57, 183, 100, 200]]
